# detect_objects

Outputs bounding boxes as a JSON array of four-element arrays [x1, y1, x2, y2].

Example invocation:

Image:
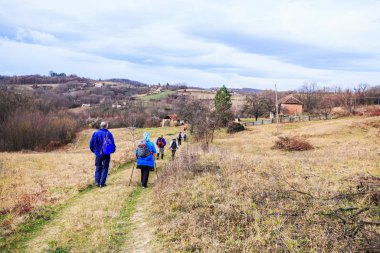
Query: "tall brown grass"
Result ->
[[153, 118, 380, 252]]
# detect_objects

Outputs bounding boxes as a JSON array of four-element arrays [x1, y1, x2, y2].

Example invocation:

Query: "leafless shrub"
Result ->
[[331, 106, 351, 118], [227, 122, 245, 133], [273, 135, 314, 151], [366, 107, 380, 117], [0, 109, 79, 151]]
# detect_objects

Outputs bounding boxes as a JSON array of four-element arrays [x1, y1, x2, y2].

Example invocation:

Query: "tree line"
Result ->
[[0, 90, 80, 151], [0, 74, 91, 85], [242, 83, 380, 120], [174, 83, 380, 147]]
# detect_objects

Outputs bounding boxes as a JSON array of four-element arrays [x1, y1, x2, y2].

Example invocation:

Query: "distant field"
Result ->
[[177, 89, 246, 106], [7, 83, 61, 92], [240, 117, 266, 122], [137, 90, 175, 101]]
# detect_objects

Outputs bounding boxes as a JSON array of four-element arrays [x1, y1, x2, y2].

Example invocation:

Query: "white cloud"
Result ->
[[15, 27, 58, 44], [0, 0, 379, 89]]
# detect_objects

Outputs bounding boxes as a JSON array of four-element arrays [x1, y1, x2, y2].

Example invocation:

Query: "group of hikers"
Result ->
[[156, 130, 187, 160], [89, 121, 187, 188]]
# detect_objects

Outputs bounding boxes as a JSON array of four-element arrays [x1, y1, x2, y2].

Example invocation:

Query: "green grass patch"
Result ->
[[138, 90, 175, 101], [1, 204, 63, 252], [240, 118, 266, 122], [107, 187, 143, 252], [45, 241, 70, 253]]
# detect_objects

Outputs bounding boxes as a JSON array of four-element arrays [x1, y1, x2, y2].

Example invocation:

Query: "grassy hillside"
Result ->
[[137, 90, 175, 101], [1, 117, 379, 252], [177, 89, 246, 107], [153, 117, 380, 252], [0, 126, 181, 252]]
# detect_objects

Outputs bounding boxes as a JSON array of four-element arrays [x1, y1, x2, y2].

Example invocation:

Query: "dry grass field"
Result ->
[[177, 89, 246, 107], [0, 126, 181, 251], [153, 117, 380, 252], [1, 117, 379, 252]]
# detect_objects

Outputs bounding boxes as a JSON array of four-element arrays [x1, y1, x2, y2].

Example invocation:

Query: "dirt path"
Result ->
[[25, 163, 140, 252], [122, 188, 156, 253], [23, 160, 164, 253]]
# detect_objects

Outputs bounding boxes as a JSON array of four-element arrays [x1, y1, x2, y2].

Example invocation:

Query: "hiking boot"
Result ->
[[100, 184, 107, 188]]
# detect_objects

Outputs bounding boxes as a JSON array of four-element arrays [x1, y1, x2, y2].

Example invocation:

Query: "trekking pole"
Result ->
[[155, 161, 158, 180], [128, 162, 136, 186]]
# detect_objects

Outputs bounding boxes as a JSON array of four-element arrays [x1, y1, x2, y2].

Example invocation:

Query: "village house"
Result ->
[[278, 94, 303, 115], [161, 114, 184, 127], [95, 82, 105, 88]]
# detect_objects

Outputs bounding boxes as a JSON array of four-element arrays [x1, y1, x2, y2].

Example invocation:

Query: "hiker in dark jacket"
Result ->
[[177, 132, 182, 146], [156, 135, 166, 160], [89, 121, 116, 187], [136, 132, 156, 188], [169, 138, 178, 160]]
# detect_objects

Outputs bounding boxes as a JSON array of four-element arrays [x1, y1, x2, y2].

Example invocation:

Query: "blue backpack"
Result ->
[[137, 140, 151, 157], [102, 132, 115, 155]]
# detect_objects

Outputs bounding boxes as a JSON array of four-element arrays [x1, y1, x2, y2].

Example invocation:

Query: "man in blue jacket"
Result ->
[[89, 121, 116, 187]]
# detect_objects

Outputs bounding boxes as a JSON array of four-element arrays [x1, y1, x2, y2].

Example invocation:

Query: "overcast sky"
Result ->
[[0, 0, 379, 90]]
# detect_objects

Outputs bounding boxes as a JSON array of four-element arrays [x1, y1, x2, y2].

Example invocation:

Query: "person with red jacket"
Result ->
[[156, 135, 166, 160]]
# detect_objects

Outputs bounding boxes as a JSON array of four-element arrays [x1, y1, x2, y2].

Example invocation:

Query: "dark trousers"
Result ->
[[178, 138, 182, 145], [95, 154, 110, 186], [138, 165, 152, 187], [156, 153, 164, 159], [171, 149, 176, 160]]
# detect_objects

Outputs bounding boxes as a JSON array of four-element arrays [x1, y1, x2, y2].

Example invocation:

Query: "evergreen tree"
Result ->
[[214, 85, 233, 126], [214, 85, 232, 112]]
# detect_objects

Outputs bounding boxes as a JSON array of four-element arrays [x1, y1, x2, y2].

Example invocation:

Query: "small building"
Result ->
[[278, 94, 303, 115], [95, 82, 105, 88], [161, 114, 184, 127]]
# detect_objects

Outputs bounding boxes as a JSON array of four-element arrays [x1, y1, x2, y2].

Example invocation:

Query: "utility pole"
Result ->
[[275, 84, 279, 134]]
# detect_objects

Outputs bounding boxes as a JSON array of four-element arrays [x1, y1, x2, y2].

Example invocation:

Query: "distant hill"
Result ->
[[0, 75, 92, 85], [0, 75, 150, 88], [105, 78, 148, 87], [209, 87, 262, 93], [231, 88, 262, 93]]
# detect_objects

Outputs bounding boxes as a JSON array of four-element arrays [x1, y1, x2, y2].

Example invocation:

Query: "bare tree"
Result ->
[[243, 94, 272, 121], [317, 94, 339, 118], [174, 96, 209, 134], [175, 96, 217, 148], [298, 82, 322, 113], [192, 104, 217, 148], [338, 88, 355, 114], [354, 83, 369, 106]]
